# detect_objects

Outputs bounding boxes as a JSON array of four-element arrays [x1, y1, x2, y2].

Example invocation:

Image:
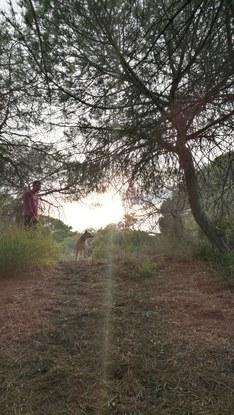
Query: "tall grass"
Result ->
[[0, 227, 59, 274]]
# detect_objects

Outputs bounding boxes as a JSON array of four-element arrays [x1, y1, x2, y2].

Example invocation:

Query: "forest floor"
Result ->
[[0, 257, 233, 415]]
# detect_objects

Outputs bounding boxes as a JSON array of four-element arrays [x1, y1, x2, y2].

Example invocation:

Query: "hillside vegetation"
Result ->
[[0, 227, 59, 275]]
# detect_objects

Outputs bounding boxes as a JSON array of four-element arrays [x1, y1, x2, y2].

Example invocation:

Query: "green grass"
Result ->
[[0, 227, 59, 274]]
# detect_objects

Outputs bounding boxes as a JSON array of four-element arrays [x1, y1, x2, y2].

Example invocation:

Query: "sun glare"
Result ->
[[56, 191, 125, 231]]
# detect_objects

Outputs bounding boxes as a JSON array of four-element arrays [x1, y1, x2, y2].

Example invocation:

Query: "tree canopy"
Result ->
[[2, 0, 234, 250]]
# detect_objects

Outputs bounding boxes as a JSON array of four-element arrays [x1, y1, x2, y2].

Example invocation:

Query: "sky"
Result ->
[[51, 191, 125, 232]]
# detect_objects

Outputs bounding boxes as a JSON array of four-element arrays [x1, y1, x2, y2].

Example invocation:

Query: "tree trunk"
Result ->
[[177, 143, 231, 252]]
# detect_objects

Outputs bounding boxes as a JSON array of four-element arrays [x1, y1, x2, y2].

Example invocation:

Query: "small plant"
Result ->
[[219, 251, 234, 278], [136, 259, 160, 278], [120, 258, 160, 279], [195, 240, 234, 279], [195, 240, 215, 262]]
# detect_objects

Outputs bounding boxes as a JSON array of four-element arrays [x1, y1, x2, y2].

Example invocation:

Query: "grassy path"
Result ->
[[0, 258, 233, 414]]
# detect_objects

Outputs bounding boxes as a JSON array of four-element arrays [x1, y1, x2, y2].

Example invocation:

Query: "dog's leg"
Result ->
[[84, 241, 88, 258], [75, 244, 80, 261]]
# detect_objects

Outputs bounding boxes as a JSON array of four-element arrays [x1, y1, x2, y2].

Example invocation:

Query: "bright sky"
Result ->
[[53, 191, 125, 232]]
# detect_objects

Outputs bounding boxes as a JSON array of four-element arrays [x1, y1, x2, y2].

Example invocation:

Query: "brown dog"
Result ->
[[75, 230, 94, 260]]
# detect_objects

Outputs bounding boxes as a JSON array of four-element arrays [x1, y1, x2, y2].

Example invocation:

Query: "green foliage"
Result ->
[[197, 152, 234, 250], [159, 151, 234, 257], [58, 233, 78, 260], [195, 240, 234, 279], [40, 215, 75, 242], [10, 0, 232, 249], [118, 257, 160, 279], [0, 194, 16, 226], [135, 259, 160, 279], [156, 233, 196, 261], [0, 227, 59, 274], [219, 216, 234, 248], [219, 252, 234, 279], [29, 216, 77, 261], [92, 225, 159, 260], [199, 152, 234, 220]]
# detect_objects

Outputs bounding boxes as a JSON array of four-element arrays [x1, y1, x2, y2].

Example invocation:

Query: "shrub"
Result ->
[[118, 257, 160, 279], [91, 225, 159, 260], [155, 233, 196, 260], [0, 227, 59, 274], [195, 240, 214, 262], [219, 251, 234, 278], [59, 233, 78, 260], [135, 259, 160, 278], [195, 240, 234, 279]]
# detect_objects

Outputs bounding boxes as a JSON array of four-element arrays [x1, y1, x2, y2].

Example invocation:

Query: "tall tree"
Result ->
[[7, 0, 234, 250], [0, 17, 57, 194], [0, 14, 80, 199]]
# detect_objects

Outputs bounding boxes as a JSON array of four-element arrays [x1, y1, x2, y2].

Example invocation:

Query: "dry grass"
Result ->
[[0, 257, 233, 414]]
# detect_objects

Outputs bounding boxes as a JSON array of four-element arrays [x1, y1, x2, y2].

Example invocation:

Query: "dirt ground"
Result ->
[[0, 258, 233, 414]]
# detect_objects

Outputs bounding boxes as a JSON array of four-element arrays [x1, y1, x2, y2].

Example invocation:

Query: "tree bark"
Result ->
[[177, 142, 231, 252]]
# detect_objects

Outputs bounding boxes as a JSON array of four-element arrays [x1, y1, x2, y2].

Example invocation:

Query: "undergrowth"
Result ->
[[196, 241, 234, 279], [0, 226, 59, 274], [118, 257, 161, 279], [92, 225, 159, 261], [155, 234, 196, 260]]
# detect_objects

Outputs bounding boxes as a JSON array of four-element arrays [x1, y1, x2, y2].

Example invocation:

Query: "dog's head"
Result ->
[[84, 230, 94, 239]]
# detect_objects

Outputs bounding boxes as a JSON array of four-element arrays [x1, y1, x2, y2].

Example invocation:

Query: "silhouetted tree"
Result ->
[[5, 0, 234, 250]]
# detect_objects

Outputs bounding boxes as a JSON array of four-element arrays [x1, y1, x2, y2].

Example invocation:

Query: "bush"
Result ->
[[195, 240, 214, 262], [118, 257, 160, 279], [219, 251, 234, 278], [135, 259, 160, 278], [91, 225, 159, 260], [0, 227, 59, 274], [195, 240, 234, 279], [58, 233, 78, 260], [155, 233, 196, 260]]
